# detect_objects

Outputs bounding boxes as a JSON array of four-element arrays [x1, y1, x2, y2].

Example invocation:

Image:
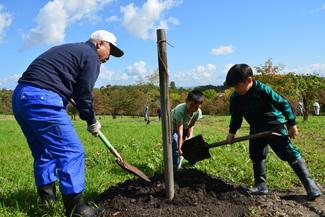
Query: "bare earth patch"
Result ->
[[97, 169, 325, 217]]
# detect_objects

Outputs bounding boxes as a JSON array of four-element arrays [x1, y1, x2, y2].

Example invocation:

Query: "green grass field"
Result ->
[[0, 114, 324, 216]]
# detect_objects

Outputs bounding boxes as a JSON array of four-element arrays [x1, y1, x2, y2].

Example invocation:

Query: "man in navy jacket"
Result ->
[[12, 30, 124, 217]]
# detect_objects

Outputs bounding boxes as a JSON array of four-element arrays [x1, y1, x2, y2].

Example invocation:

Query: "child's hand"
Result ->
[[184, 136, 190, 141], [178, 148, 183, 156], [227, 133, 235, 144], [288, 125, 298, 139]]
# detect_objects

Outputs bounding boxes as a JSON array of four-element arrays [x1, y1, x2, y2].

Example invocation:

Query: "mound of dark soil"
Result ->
[[97, 169, 325, 217]]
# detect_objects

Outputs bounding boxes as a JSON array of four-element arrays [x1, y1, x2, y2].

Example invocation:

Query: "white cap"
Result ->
[[90, 30, 124, 57]]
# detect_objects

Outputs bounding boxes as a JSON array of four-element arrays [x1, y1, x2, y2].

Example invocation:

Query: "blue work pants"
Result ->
[[172, 130, 196, 166], [12, 83, 85, 194]]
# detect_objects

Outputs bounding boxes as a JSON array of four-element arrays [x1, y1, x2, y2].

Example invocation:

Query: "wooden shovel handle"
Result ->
[[209, 123, 287, 148]]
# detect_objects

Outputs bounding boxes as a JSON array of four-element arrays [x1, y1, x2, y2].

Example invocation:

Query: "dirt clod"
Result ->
[[97, 169, 324, 217]]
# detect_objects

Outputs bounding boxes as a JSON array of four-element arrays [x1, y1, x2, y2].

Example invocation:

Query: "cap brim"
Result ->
[[110, 44, 124, 57]]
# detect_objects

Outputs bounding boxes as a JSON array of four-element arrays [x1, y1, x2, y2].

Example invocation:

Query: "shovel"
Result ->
[[181, 123, 288, 162], [97, 131, 151, 182], [70, 99, 150, 182]]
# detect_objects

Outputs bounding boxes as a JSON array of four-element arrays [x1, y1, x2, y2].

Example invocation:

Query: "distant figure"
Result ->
[[144, 106, 150, 124], [297, 101, 303, 116], [157, 106, 162, 121], [313, 100, 320, 116]]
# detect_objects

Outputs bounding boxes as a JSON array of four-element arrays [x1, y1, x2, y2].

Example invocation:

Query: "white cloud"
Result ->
[[95, 61, 152, 87], [309, 4, 325, 13], [171, 64, 217, 84], [212, 46, 235, 56], [168, 17, 179, 25], [222, 64, 234, 75], [105, 15, 118, 22], [19, 0, 181, 49], [285, 63, 325, 77], [99, 69, 115, 81], [0, 4, 13, 44], [120, 0, 182, 40], [0, 74, 20, 90], [20, 0, 113, 50], [120, 73, 129, 81], [188, 64, 216, 80], [83, 14, 102, 25], [126, 60, 148, 77]]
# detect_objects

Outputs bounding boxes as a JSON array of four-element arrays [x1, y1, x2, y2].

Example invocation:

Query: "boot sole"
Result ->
[[307, 192, 322, 201], [244, 189, 269, 195]]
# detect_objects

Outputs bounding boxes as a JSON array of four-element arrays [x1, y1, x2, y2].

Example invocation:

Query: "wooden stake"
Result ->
[[157, 29, 174, 200]]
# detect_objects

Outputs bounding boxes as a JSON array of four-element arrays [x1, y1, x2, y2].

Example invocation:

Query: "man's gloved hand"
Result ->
[[87, 120, 101, 137]]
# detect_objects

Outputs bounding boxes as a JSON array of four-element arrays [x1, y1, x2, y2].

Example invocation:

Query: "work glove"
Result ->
[[87, 120, 101, 137]]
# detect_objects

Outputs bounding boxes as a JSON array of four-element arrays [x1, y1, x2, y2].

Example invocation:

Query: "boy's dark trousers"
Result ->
[[247, 135, 322, 200]]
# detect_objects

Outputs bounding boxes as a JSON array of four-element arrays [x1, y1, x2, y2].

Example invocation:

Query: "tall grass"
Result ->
[[0, 114, 324, 216]]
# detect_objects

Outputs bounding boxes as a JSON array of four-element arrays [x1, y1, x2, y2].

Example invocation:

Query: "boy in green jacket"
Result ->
[[225, 63, 322, 201]]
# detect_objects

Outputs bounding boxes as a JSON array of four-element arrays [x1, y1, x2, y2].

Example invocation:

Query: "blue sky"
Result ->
[[0, 0, 325, 90]]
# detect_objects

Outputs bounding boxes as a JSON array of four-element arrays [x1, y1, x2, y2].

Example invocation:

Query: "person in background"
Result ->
[[144, 106, 149, 122], [171, 90, 204, 170], [157, 106, 162, 121], [225, 63, 322, 201], [313, 100, 320, 116], [297, 101, 303, 116], [12, 30, 124, 216]]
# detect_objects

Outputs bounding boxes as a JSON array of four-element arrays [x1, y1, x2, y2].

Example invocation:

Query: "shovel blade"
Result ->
[[116, 160, 151, 182], [182, 135, 211, 162]]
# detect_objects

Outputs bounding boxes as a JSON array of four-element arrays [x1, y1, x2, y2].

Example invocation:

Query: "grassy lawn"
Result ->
[[0, 114, 324, 216]]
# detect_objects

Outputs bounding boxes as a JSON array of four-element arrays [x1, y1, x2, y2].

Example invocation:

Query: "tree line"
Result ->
[[1, 59, 324, 121]]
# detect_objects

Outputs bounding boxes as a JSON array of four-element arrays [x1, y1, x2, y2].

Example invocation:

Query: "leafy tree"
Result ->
[[92, 88, 107, 115], [169, 93, 180, 109], [126, 86, 147, 117], [170, 81, 176, 90], [203, 89, 217, 100], [99, 85, 130, 119], [66, 103, 78, 120], [0, 90, 13, 115], [254, 58, 294, 97], [253, 59, 325, 120], [289, 73, 325, 121], [136, 69, 161, 115], [195, 84, 227, 93], [136, 69, 159, 88]]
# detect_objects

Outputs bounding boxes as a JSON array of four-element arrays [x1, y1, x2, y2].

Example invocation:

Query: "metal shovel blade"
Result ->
[[182, 135, 211, 162], [116, 160, 151, 182]]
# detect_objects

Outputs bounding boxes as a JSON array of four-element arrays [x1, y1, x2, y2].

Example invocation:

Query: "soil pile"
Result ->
[[97, 169, 325, 217]]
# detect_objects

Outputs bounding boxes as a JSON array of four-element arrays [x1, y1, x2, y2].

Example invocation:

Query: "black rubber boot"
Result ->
[[289, 157, 323, 201], [246, 160, 269, 194], [62, 192, 105, 217], [37, 182, 57, 207]]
